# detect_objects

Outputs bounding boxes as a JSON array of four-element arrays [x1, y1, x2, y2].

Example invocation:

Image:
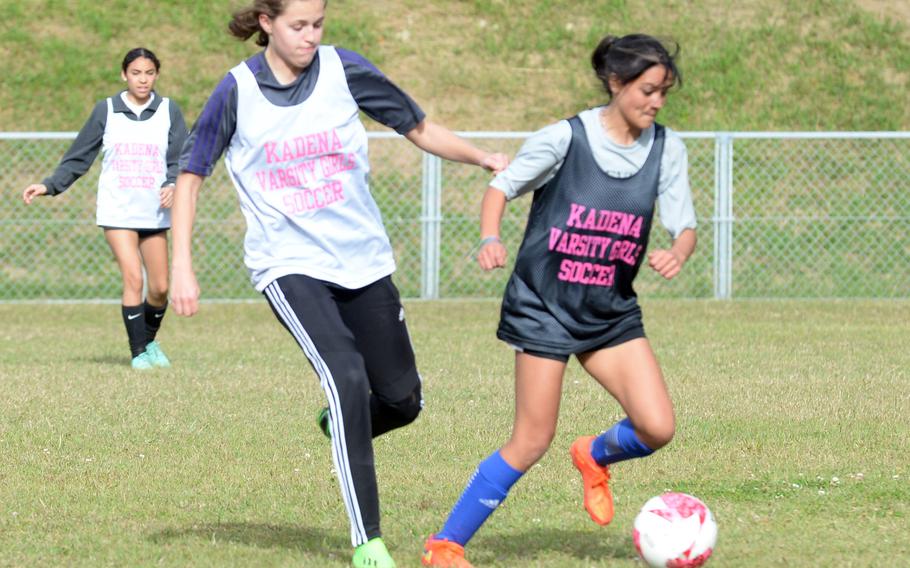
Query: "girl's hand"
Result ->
[[160, 185, 175, 208], [481, 152, 510, 175], [22, 184, 48, 205], [171, 266, 201, 316], [477, 238, 507, 271], [648, 249, 684, 280]]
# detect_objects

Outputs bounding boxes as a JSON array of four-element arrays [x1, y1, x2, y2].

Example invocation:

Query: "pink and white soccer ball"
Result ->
[[633, 492, 717, 567]]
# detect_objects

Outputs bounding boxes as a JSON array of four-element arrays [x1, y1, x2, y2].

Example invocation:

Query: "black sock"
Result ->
[[121, 304, 147, 357], [143, 300, 168, 343]]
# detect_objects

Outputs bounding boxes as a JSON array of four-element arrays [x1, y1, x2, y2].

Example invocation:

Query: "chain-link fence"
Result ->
[[2, 131, 908, 302]]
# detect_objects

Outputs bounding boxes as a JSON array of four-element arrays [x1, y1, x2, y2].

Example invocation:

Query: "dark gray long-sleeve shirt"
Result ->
[[43, 91, 187, 195], [180, 48, 425, 176]]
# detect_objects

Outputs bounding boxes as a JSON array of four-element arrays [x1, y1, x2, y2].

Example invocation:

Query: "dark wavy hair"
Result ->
[[591, 34, 681, 98]]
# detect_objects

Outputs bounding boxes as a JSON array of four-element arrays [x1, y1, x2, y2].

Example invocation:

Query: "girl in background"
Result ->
[[22, 47, 187, 370]]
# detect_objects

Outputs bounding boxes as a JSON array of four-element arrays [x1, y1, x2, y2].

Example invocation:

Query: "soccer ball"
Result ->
[[633, 492, 717, 567]]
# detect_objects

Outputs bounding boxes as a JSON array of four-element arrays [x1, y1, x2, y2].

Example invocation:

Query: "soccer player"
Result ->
[[22, 47, 187, 370], [421, 34, 698, 567], [168, 1, 508, 566]]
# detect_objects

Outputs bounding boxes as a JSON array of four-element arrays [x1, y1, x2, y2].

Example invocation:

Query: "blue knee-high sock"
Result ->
[[590, 418, 654, 466], [437, 451, 523, 546]]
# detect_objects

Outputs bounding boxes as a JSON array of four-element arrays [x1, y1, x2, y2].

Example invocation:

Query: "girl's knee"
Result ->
[[122, 272, 144, 296], [325, 355, 372, 399], [386, 383, 423, 426], [508, 429, 556, 467], [146, 284, 168, 305], [639, 419, 675, 450]]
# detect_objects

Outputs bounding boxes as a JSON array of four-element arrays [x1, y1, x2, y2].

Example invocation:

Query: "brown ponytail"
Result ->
[[227, 0, 329, 46], [227, 0, 282, 46]]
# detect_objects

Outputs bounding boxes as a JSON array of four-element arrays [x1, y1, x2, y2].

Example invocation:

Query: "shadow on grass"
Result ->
[[471, 526, 633, 564], [148, 522, 349, 559], [87, 355, 129, 366], [86, 354, 176, 369]]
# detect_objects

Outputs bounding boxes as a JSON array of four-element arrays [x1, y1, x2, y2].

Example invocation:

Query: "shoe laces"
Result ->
[[584, 458, 610, 487]]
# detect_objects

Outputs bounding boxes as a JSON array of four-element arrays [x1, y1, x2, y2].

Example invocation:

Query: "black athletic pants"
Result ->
[[263, 274, 422, 546]]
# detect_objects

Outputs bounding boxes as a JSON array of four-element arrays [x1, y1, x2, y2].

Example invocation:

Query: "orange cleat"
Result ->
[[422, 535, 474, 568], [570, 435, 614, 525]]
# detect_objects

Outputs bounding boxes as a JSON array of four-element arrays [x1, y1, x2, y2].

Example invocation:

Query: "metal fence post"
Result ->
[[6, 131, 910, 301], [421, 152, 442, 299], [713, 133, 734, 299]]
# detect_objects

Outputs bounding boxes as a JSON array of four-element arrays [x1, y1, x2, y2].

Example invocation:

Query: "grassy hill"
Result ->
[[1, 0, 908, 132]]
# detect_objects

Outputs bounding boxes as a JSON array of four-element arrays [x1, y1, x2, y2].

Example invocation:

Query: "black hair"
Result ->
[[591, 34, 681, 98], [121, 47, 161, 73]]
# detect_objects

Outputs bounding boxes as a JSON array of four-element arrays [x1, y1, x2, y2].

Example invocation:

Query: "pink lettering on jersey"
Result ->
[[557, 258, 615, 287], [608, 239, 644, 266], [548, 227, 615, 259], [111, 145, 164, 191], [565, 202, 642, 238], [113, 143, 160, 158], [552, 203, 646, 288], [264, 128, 345, 165], [281, 180, 346, 216], [567, 203, 587, 228], [549, 227, 563, 250], [117, 175, 157, 190], [254, 157, 324, 192], [320, 153, 357, 177]]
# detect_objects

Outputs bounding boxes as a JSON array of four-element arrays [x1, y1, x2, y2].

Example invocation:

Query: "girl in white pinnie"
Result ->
[[169, 1, 508, 566], [22, 47, 187, 370]]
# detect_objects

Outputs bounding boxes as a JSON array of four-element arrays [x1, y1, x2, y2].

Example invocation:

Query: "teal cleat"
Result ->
[[352, 537, 396, 568], [317, 406, 332, 439], [131, 351, 155, 370], [144, 340, 171, 368]]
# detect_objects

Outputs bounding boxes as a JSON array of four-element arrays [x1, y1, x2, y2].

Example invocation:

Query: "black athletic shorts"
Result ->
[[510, 322, 646, 363], [100, 226, 168, 239]]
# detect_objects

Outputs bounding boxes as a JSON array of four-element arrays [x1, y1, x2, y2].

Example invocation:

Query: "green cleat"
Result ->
[[317, 406, 332, 439], [352, 537, 396, 568], [144, 340, 171, 368], [131, 351, 155, 370]]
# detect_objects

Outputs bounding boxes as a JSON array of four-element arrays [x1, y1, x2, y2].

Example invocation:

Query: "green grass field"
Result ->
[[1, 0, 909, 131], [1, 300, 908, 567]]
